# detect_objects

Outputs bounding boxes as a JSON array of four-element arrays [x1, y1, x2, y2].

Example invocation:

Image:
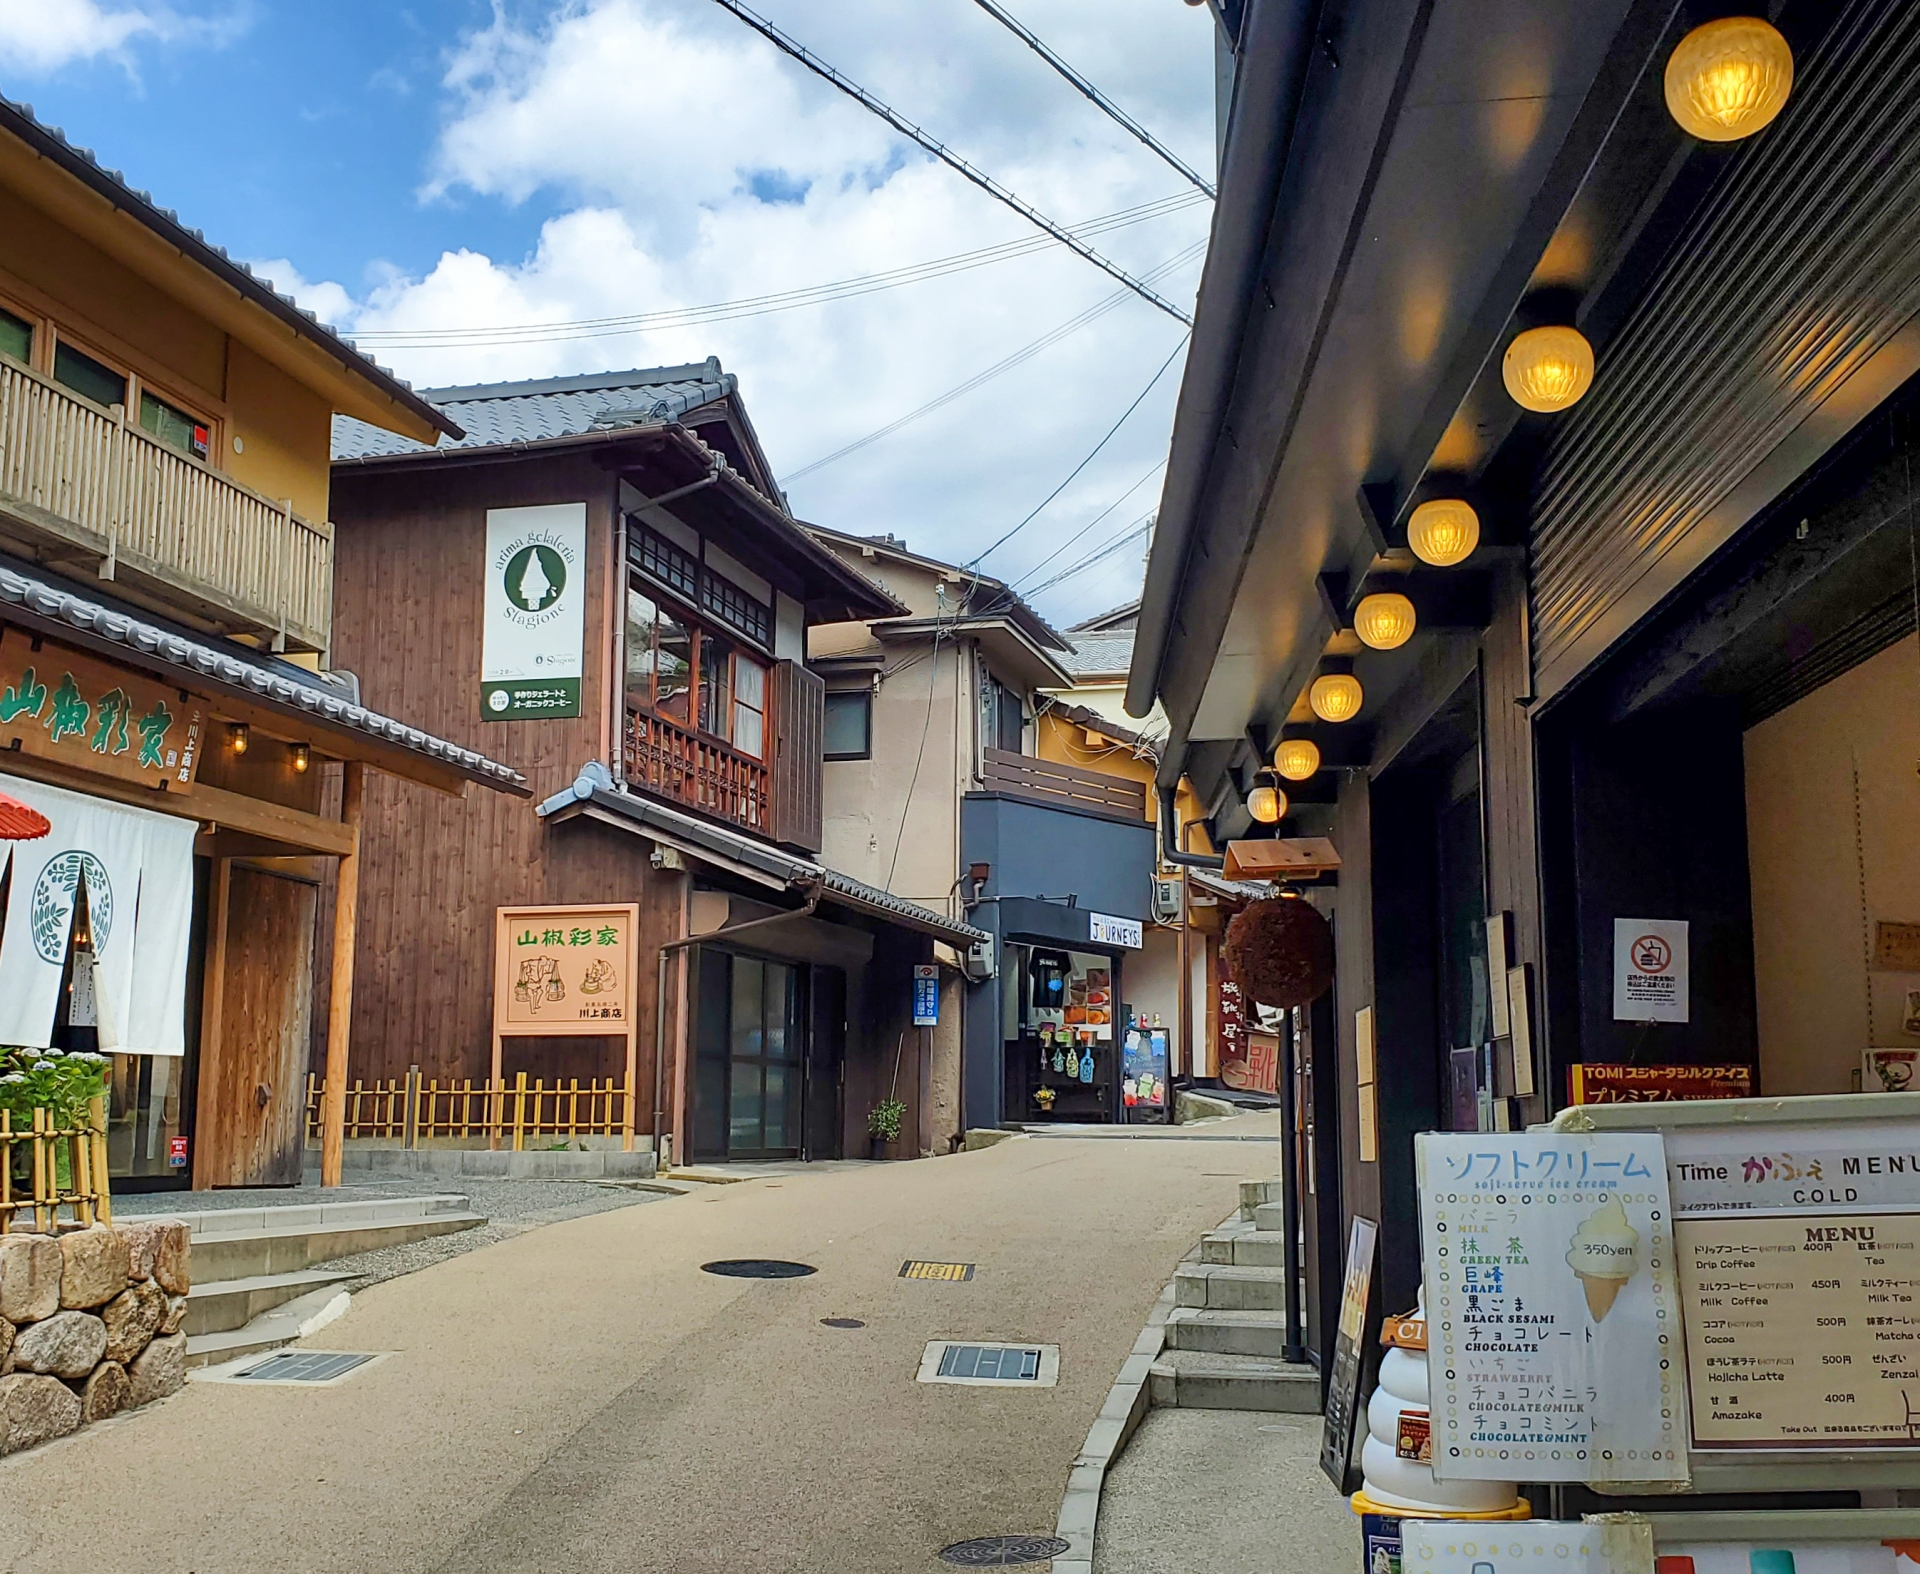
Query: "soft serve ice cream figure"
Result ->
[[1566, 1196, 1639, 1322]]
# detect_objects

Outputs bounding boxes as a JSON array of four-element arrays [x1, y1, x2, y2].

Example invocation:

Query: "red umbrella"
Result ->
[[0, 790, 50, 841]]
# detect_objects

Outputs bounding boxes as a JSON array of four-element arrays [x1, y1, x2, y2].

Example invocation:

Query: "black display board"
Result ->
[[1319, 1214, 1379, 1492]]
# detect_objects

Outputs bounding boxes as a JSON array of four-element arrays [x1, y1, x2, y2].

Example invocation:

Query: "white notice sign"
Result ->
[[1419, 1131, 1688, 1484], [481, 503, 587, 720], [1088, 912, 1143, 949], [1613, 917, 1689, 1023]]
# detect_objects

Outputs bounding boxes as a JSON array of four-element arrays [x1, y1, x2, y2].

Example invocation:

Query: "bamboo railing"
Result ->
[[306, 1072, 634, 1151], [0, 356, 334, 652], [0, 1097, 112, 1235]]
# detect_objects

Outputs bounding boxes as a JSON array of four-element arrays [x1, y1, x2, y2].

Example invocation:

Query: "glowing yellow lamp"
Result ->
[[1247, 784, 1286, 824], [291, 742, 311, 774], [1274, 737, 1321, 781], [1407, 498, 1480, 567], [1665, 16, 1793, 142], [1354, 592, 1417, 651], [1502, 325, 1594, 413], [1309, 672, 1363, 724]]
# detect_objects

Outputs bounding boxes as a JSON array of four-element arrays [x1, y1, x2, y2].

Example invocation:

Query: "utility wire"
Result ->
[[701, 0, 1193, 325], [347, 190, 1207, 349], [780, 240, 1204, 485], [1007, 459, 1164, 593], [968, 331, 1189, 569], [968, 0, 1216, 198], [1022, 512, 1156, 599]]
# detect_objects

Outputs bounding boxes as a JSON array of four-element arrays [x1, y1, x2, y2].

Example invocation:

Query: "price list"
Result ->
[[1676, 1212, 1920, 1448]]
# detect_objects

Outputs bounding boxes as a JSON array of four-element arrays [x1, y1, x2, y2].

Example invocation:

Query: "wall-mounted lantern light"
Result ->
[[227, 722, 249, 756], [1309, 672, 1364, 724], [1274, 737, 1321, 781], [291, 742, 311, 774], [1354, 592, 1417, 651], [1407, 498, 1480, 567], [1665, 16, 1793, 142], [1502, 325, 1595, 413]]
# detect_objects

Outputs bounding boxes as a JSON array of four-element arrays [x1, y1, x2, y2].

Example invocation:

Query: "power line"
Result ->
[[968, 0, 1216, 198], [968, 331, 1189, 569], [701, 0, 1193, 325], [1007, 458, 1165, 593], [346, 189, 1207, 350], [1022, 511, 1157, 599], [780, 239, 1204, 485]]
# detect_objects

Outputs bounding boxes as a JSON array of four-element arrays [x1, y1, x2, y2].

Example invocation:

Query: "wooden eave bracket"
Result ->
[[1222, 836, 1342, 882]]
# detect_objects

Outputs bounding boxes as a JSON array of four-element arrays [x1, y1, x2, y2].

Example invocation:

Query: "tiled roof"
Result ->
[[0, 96, 458, 441], [0, 563, 527, 795], [331, 361, 733, 461], [1051, 629, 1135, 678]]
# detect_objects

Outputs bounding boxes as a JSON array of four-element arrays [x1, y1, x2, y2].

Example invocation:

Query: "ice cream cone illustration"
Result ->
[[1565, 1197, 1638, 1323]]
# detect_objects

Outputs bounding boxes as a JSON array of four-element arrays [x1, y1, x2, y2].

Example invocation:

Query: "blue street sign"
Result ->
[[912, 964, 939, 1027]]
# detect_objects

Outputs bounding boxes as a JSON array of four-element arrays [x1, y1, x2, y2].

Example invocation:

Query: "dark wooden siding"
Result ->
[[771, 658, 823, 852]]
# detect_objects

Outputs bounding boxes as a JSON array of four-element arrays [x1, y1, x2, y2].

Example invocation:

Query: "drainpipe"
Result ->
[[651, 876, 824, 1164], [1159, 785, 1224, 870]]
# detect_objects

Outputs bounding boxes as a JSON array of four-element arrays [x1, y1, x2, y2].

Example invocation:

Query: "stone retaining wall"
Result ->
[[0, 1221, 191, 1456]]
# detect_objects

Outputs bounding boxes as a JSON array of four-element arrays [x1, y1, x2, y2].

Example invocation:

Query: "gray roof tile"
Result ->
[[1051, 630, 1135, 678]]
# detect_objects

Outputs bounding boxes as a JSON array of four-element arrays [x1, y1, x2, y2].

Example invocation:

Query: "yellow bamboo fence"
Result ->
[[0, 1096, 112, 1235], [306, 1071, 633, 1152]]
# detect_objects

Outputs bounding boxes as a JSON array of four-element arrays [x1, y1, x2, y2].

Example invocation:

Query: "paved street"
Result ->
[[0, 1118, 1277, 1574]]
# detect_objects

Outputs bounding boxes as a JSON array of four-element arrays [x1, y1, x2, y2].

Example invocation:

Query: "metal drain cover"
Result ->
[[701, 1259, 817, 1279], [226, 1351, 378, 1385], [917, 1340, 1060, 1387], [938, 1534, 1071, 1566]]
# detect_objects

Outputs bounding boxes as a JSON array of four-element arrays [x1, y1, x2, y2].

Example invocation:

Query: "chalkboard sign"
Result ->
[[1319, 1214, 1378, 1492]]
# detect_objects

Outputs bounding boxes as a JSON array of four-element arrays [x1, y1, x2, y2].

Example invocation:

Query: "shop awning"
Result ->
[[538, 762, 990, 949]]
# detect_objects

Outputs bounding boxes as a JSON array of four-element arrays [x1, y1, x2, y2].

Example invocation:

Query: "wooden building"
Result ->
[[0, 96, 524, 1192], [328, 367, 991, 1165], [1132, 0, 1920, 1494]]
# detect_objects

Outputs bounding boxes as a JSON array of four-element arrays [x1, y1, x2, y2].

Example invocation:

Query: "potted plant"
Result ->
[[866, 1097, 907, 1160]]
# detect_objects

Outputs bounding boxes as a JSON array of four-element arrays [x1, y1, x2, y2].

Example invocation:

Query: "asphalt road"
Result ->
[[0, 1116, 1279, 1574]]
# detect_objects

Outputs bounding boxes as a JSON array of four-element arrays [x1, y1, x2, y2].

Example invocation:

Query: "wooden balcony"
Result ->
[[0, 356, 333, 653], [981, 746, 1148, 826], [624, 707, 770, 838]]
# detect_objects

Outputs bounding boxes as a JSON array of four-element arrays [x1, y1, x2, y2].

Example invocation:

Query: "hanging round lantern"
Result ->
[[1665, 16, 1793, 142], [1247, 783, 1287, 824], [1406, 499, 1480, 567], [1354, 592, 1417, 651], [1224, 895, 1335, 1010], [1309, 672, 1364, 723], [1502, 325, 1595, 413], [1274, 737, 1321, 781]]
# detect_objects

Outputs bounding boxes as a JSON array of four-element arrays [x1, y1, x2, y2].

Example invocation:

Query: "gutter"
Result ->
[[1126, 0, 1319, 722], [1159, 785, 1224, 870]]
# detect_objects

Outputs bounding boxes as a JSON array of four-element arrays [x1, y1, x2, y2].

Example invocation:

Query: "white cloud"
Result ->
[[0, 0, 237, 74], [282, 0, 1216, 623]]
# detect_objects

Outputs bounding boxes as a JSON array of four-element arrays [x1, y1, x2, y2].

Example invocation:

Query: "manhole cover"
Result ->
[[821, 1317, 866, 1328], [701, 1259, 817, 1279], [938, 1535, 1071, 1567]]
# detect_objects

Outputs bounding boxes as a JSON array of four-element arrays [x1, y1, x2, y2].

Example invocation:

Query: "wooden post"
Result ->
[[90, 1095, 110, 1226], [320, 762, 364, 1188], [404, 1065, 420, 1151], [622, 1015, 638, 1153], [194, 857, 232, 1190], [512, 1070, 528, 1152]]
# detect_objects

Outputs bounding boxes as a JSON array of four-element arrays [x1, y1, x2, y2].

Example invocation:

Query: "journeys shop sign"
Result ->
[[481, 503, 586, 721], [0, 634, 204, 792]]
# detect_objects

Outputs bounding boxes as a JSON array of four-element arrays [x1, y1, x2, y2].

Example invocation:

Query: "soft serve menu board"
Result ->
[[1418, 1132, 1689, 1484]]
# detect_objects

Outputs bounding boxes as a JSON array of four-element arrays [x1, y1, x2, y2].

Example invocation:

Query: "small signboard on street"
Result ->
[[1320, 1214, 1378, 1492], [912, 963, 939, 1026]]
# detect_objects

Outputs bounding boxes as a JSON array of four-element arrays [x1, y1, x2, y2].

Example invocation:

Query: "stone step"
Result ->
[[171, 1193, 476, 1238], [1148, 1349, 1320, 1413], [1253, 1201, 1286, 1232], [1238, 1179, 1280, 1221], [183, 1269, 357, 1336], [1174, 1262, 1289, 1312], [185, 1284, 349, 1371], [1200, 1228, 1287, 1268], [177, 1199, 486, 1283], [1164, 1307, 1292, 1358]]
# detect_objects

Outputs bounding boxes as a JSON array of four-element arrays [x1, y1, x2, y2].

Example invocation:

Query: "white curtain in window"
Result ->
[[0, 776, 185, 1053]]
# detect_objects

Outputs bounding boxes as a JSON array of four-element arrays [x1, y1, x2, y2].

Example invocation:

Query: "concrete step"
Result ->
[[1165, 1307, 1292, 1358], [1200, 1228, 1287, 1268], [1238, 1179, 1280, 1221], [1174, 1262, 1290, 1312], [186, 1284, 350, 1371], [175, 1197, 486, 1282], [1253, 1201, 1286, 1232], [183, 1269, 357, 1336], [1148, 1348, 1320, 1412], [329, 1147, 656, 1181]]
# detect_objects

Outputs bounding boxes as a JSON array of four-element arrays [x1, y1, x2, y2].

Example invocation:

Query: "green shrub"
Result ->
[[0, 1046, 109, 1131], [866, 1098, 907, 1143]]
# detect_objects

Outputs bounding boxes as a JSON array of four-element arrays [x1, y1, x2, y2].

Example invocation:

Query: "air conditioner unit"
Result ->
[[1151, 877, 1183, 925]]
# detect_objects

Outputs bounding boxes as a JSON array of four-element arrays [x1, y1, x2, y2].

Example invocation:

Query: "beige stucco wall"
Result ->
[[1745, 635, 1920, 1095]]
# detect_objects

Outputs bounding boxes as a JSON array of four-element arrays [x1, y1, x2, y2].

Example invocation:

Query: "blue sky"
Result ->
[[0, 0, 1217, 626]]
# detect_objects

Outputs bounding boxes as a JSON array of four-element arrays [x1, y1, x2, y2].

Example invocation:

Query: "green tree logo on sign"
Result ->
[[503, 544, 567, 616]]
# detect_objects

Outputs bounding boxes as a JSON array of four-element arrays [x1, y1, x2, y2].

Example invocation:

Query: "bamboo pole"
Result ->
[[320, 762, 365, 1187], [512, 1071, 528, 1152], [91, 1095, 110, 1227]]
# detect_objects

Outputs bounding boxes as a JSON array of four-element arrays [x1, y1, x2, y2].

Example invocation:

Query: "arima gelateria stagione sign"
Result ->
[[481, 502, 586, 721]]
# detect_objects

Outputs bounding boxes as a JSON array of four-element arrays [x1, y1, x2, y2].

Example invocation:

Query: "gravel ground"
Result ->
[[113, 1174, 670, 1289]]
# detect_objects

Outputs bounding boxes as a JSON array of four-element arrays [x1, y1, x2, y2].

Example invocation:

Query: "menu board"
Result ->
[[1678, 1211, 1920, 1449], [1419, 1131, 1689, 1483], [1320, 1215, 1378, 1491]]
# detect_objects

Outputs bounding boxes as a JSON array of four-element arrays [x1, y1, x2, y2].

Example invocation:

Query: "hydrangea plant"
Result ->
[[0, 1046, 110, 1132]]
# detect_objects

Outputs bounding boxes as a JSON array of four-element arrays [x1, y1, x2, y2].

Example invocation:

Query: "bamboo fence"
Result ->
[[0, 1096, 112, 1235], [306, 1071, 633, 1151]]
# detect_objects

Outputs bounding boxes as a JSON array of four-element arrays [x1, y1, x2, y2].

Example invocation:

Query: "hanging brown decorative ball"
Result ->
[[1223, 896, 1334, 1010]]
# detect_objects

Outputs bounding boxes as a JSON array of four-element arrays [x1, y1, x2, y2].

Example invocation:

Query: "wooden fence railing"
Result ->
[[0, 1099, 112, 1235], [306, 1072, 635, 1151], [624, 706, 769, 836], [981, 746, 1149, 825], [0, 355, 334, 652]]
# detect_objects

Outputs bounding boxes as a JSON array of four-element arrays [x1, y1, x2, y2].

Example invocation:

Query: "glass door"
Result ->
[[692, 948, 805, 1161]]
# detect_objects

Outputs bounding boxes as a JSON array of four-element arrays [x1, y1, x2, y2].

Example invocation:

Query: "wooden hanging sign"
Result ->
[[0, 631, 204, 793]]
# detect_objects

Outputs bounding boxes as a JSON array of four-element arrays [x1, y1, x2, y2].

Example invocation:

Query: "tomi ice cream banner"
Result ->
[[1418, 1131, 1689, 1484]]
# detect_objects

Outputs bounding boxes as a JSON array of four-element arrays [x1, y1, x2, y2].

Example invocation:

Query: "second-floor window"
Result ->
[[627, 586, 769, 761], [0, 306, 30, 366]]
